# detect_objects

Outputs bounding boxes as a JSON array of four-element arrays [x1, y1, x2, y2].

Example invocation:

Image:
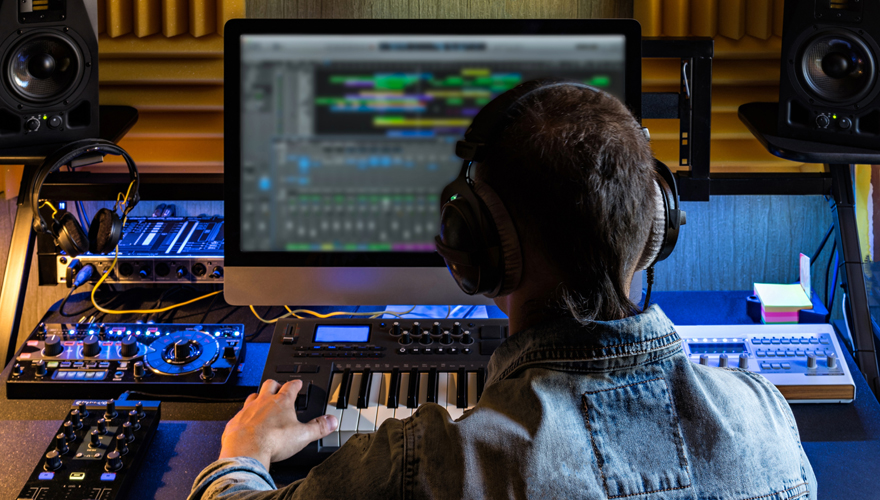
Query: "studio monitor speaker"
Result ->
[[0, 0, 99, 155], [778, 0, 880, 149]]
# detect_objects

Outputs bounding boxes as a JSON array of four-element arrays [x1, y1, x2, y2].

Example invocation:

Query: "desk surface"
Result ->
[[1, 291, 878, 499]]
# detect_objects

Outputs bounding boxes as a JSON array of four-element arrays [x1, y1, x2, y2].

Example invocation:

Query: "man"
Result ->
[[190, 82, 816, 499]]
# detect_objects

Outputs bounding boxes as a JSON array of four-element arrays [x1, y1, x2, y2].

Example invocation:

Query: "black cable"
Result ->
[[811, 224, 834, 264], [643, 267, 655, 309], [199, 291, 222, 324], [59, 287, 92, 317], [119, 390, 248, 403], [825, 241, 836, 310]]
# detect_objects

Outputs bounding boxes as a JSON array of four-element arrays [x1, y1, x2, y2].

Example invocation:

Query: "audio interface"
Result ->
[[15, 399, 159, 500], [7, 322, 247, 399]]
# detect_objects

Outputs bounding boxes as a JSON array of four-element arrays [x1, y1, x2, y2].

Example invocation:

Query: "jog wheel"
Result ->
[[144, 330, 219, 376]]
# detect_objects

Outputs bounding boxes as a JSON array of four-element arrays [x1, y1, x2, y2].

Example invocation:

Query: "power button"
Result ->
[[48, 115, 63, 129]]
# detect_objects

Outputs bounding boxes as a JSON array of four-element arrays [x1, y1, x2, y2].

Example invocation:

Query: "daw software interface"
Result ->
[[239, 34, 626, 253]]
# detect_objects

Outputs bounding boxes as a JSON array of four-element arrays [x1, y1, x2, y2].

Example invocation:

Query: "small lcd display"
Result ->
[[688, 342, 748, 354], [314, 325, 370, 343]]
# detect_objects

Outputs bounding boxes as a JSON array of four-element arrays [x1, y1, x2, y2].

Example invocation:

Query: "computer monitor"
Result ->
[[223, 19, 641, 306]]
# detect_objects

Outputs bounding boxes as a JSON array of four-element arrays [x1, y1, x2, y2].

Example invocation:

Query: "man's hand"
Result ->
[[219, 379, 338, 470]]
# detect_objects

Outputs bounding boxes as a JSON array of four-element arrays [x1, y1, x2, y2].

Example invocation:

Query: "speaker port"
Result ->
[[119, 263, 133, 277], [192, 263, 207, 277], [155, 263, 170, 277]]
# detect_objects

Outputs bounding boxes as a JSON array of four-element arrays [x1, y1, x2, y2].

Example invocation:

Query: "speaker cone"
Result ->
[[6, 32, 83, 104]]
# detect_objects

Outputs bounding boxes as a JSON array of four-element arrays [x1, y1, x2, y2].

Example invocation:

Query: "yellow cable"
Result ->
[[286, 305, 418, 319], [39, 200, 58, 219], [250, 305, 295, 324], [90, 216, 221, 315]]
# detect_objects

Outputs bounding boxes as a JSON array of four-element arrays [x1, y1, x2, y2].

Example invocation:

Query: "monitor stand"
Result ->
[[739, 102, 880, 397]]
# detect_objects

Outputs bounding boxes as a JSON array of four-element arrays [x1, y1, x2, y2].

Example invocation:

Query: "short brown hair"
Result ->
[[481, 83, 656, 322]]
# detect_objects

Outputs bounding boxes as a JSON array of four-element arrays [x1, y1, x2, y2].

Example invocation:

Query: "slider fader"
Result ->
[[15, 399, 160, 500]]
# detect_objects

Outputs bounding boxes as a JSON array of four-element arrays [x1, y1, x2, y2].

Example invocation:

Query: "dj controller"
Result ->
[[7, 322, 247, 399]]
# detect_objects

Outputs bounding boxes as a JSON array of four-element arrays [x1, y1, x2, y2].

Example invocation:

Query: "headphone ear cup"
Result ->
[[635, 180, 666, 272], [54, 212, 89, 257], [471, 181, 522, 297], [437, 200, 483, 295], [88, 208, 123, 255]]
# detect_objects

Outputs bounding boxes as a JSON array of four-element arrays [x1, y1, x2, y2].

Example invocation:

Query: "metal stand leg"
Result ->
[[829, 163, 880, 397], [0, 168, 38, 366]]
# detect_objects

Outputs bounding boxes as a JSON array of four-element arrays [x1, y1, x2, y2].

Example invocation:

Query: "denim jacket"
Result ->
[[189, 305, 816, 500]]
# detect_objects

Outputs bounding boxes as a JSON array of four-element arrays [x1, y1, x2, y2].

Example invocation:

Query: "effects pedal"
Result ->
[[16, 399, 160, 500], [7, 323, 247, 399]]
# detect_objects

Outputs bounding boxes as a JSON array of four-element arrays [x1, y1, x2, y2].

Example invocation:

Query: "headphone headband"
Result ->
[[31, 139, 140, 235]]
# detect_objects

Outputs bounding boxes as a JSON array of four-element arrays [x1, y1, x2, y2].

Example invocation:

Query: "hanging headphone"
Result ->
[[434, 81, 686, 298], [31, 139, 140, 258]]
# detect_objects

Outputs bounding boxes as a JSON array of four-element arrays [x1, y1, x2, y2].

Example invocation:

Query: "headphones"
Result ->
[[31, 139, 140, 258], [434, 81, 686, 298]]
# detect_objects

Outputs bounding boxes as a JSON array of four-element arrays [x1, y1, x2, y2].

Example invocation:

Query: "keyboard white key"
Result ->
[[322, 373, 344, 447], [436, 372, 448, 408], [357, 372, 383, 434], [339, 372, 362, 445], [375, 372, 397, 430], [417, 372, 430, 407], [394, 372, 413, 419], [466, 372, 478, 410], [446, 372, 464, 420]]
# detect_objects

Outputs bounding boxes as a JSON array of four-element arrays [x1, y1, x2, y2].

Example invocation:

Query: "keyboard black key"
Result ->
[[357, 368, 372, 409], [407, 368, 419, 408], [456, 367, 467, 409], [387, 368, 400, 409], [427, 368, 439, 403], [476, 367, 486, 402], [337, 368, 352, 410]]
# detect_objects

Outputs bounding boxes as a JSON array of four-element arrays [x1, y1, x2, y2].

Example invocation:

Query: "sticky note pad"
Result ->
[[754, 283, 813, 313]]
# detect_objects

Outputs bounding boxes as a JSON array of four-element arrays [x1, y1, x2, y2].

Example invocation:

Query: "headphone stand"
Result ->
[[0, 105, 138, 365], [739, 101, 880, 398]]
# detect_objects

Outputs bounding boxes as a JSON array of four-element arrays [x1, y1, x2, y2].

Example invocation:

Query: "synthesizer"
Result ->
[[56, 216, 224, 285], [7, 322, 246, 399], [261, 319, 856, 460], [677, 324, 855, 403], [16, 399, 159, 500]]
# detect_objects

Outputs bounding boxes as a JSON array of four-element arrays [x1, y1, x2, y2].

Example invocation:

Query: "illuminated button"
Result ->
[[397, 348, 406, 355], [780, 338, 790, 344], [101, 472, 116, 481], [809, 338, 819, 344], [799, 338, 810, 345], [795, 349, 805, 356], [60, 362, 71, 368], [47, 361, 58, 368], [770, 338, 780, 344], [750, 338, 761, 344], [70, 472, 86, 480], [785, 350, 795, 357], [776, 349, 785, 357], [39, 472, 54, 480]]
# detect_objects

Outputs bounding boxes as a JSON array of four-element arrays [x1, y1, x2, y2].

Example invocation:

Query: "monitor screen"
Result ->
[[223, 20, 641, 305], [238, 33, 627, 255]]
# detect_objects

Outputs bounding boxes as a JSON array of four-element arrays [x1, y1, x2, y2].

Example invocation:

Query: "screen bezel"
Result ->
[[224, 19, 642, 268]]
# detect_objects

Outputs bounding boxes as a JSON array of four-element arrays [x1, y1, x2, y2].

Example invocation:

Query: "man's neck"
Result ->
[[496, 293, 570, 336]]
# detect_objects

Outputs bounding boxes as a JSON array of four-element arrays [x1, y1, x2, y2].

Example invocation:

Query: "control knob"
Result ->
[[718, 354, 729, 368], [105, 399, 117, 420], [115, 434, 128, 455], [827, 353, 838, 369], [133, 361, 146, 379], [128, 410, 141, 430], [699, 354, 708, 366], [452, 322, 462, 336], [411, 322, 421, 336], [122, 421, 135, 442], [460, 331, 474, 345], [176, 266, 188, 278], [62, 421, 76, 442], [37, 322, 47, 335], [55, 433, 69, 454], [44, 450, 62, 471], [82, 334, 101, 357], [97, 418, 108, 434], [138, 266, 151, 279], [391, 322, 401, 336], [78, 401, 89, 417], [120, 334, 139, 357], [419, 332, 432, 345], [738, 353, 749, 369], [399, 331, 412, 345], [200, 363, 215, 381], [210, 266, 223, 279], [43, 334, 63, 356], [135, 402, 144, 418], [11, 363, 22, 377], [816, 114, 831, 128], [89, 429, 101, 448], [807, 354, 817, 369], [173, 339, 193, 361], [440, 331, 452, 345], [69, 409, 82, 428], [432, 322, 442, 337], [34, 360, 47, 377], [105, 450, 123, 471]]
